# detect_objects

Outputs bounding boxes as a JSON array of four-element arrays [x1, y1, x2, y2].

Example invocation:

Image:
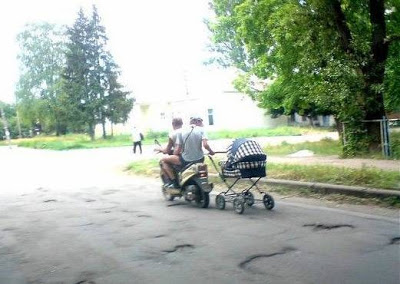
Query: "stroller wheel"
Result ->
[[233, 198, 245, 214], [215, 194, 226, 210], [244, 192, 255, 207], [263, 194, 275, 210]]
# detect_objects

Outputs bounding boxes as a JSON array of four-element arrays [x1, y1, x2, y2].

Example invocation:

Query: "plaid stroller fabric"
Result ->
[[221, 138, 267, 178]]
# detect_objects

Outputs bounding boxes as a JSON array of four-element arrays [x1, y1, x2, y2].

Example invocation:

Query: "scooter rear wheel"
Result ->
[[194, 184, 209, 208]]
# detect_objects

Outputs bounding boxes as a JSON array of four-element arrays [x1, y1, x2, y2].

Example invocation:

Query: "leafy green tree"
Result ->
[[103, 59, 134, 137], [208, 0, 400, 155], [0, 101, 30, 139], [16, 22, 68, 135], [63, 6, 133, 140]]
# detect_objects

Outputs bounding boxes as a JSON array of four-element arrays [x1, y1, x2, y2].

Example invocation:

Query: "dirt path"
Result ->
[[268, 155, 400, 171], [208, 132, 399, 171]]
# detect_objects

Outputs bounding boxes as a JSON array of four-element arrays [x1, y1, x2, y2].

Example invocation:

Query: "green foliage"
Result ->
[[207, 126, 324, 139], [14, 6, 133, 139], [14, 134, 132, 150], [62, 6, 133, 140], [264, 138, 342, 156], [0, 101, 30, 139], [268, 163, 400, 190], [16, 22, 68, 135], [145, 130, 169, 141], [125, 157, 399, 190], [208, 0, 400, 155]]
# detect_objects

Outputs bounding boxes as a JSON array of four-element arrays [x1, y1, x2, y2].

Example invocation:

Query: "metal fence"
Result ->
[[342, 116, 399, 159]]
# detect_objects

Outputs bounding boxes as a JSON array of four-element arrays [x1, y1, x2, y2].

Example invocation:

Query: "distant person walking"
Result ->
[[132, 126, 143, 154]]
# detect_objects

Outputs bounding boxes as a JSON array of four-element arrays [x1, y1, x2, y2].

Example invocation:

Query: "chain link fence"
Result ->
[[342, 116, 400, 159]]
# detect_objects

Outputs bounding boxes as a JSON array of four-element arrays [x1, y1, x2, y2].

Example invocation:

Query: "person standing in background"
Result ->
[[132, 126, 143, 154]]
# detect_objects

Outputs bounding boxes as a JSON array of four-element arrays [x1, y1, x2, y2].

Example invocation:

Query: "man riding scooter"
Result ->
[[161, 115, 215, 195]]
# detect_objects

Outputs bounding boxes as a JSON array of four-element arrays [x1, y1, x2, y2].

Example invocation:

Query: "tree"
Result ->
[[16, 22, 68, 135], [63, 6, 133, 140], [0, 101, 30, 139], [208, 0, 400, 155]]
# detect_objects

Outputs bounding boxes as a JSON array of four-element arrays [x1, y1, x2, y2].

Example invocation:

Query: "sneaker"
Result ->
[[166, 184, 181, 195]]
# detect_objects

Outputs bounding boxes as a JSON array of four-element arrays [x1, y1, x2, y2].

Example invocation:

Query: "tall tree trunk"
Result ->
[[332, 0, 388, 154], [363, 0, 388, 150], [88, 123, 95, 141], [102, 119, 106, 139]]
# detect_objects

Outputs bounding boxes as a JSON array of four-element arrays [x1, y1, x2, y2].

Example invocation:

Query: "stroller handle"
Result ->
[[212, 151, 227, 154]]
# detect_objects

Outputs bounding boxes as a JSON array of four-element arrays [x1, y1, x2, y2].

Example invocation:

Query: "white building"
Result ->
[[96, 67, 336, 136], [126, 68, 288, 132], [129, 91, 287, 132]]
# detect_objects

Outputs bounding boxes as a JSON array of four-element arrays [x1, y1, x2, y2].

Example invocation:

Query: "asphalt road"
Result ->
[[0, 145, 399, 284]]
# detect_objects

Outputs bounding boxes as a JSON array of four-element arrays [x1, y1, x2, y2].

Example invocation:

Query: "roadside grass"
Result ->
[[207, 126, 330, 140], [12, 134, 132, 150], [125, 158, 400, 190], [267, 163, 399, 190], [0, 126, 330, 150], [2, 127, 398, 161], [264, 138, 341, 156], [264, 132, 400, 159]]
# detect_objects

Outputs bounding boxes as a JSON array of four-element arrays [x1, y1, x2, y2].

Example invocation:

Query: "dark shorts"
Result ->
[[179, 155, 204, 168]]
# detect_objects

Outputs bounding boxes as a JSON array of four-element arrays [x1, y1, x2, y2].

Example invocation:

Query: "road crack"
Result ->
[[239, 247, 297, 271], [163, 244, 194, 253], [303, 223, 355, 231]]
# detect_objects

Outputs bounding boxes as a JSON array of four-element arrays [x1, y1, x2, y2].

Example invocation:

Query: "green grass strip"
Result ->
[[125, 158, 400, 190]]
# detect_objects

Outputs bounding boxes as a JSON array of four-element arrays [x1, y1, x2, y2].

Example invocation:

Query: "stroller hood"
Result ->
[[228, 138, 266, 164]]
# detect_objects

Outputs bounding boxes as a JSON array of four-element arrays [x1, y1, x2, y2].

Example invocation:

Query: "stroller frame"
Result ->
[[209, 154, 275, 214]]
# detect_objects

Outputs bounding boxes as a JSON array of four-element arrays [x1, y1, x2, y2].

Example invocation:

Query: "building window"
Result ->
[[160, 112, 165, 120], [208, 109, 214, 126]]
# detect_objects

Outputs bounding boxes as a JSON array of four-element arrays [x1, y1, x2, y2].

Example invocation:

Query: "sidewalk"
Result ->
[[268, 155, 400, 171], [207, 132, 399, 172]]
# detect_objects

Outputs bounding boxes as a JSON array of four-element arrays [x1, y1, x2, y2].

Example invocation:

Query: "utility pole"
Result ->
[[0, 105, 11, 147]]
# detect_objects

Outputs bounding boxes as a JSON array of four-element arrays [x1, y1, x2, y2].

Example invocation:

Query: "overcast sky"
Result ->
[[0, 0, 234, 104]]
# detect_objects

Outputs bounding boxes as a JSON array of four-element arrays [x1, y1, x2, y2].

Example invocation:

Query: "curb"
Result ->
[[209, 174, 400, 199]]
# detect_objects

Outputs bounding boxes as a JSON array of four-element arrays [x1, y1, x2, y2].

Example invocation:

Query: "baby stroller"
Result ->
[[209, 138, 275, 214]]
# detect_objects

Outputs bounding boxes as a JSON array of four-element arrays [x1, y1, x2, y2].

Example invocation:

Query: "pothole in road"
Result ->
[[154, 234, 166, 238], [303, 223, 355, 231], [389, 237, 400, 245], [137, 214, 152, 218], [75, 280, 96, 284], [239, 247, 297, 273], [163, 244, 195, 253], [167, 203, 186, 207]]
